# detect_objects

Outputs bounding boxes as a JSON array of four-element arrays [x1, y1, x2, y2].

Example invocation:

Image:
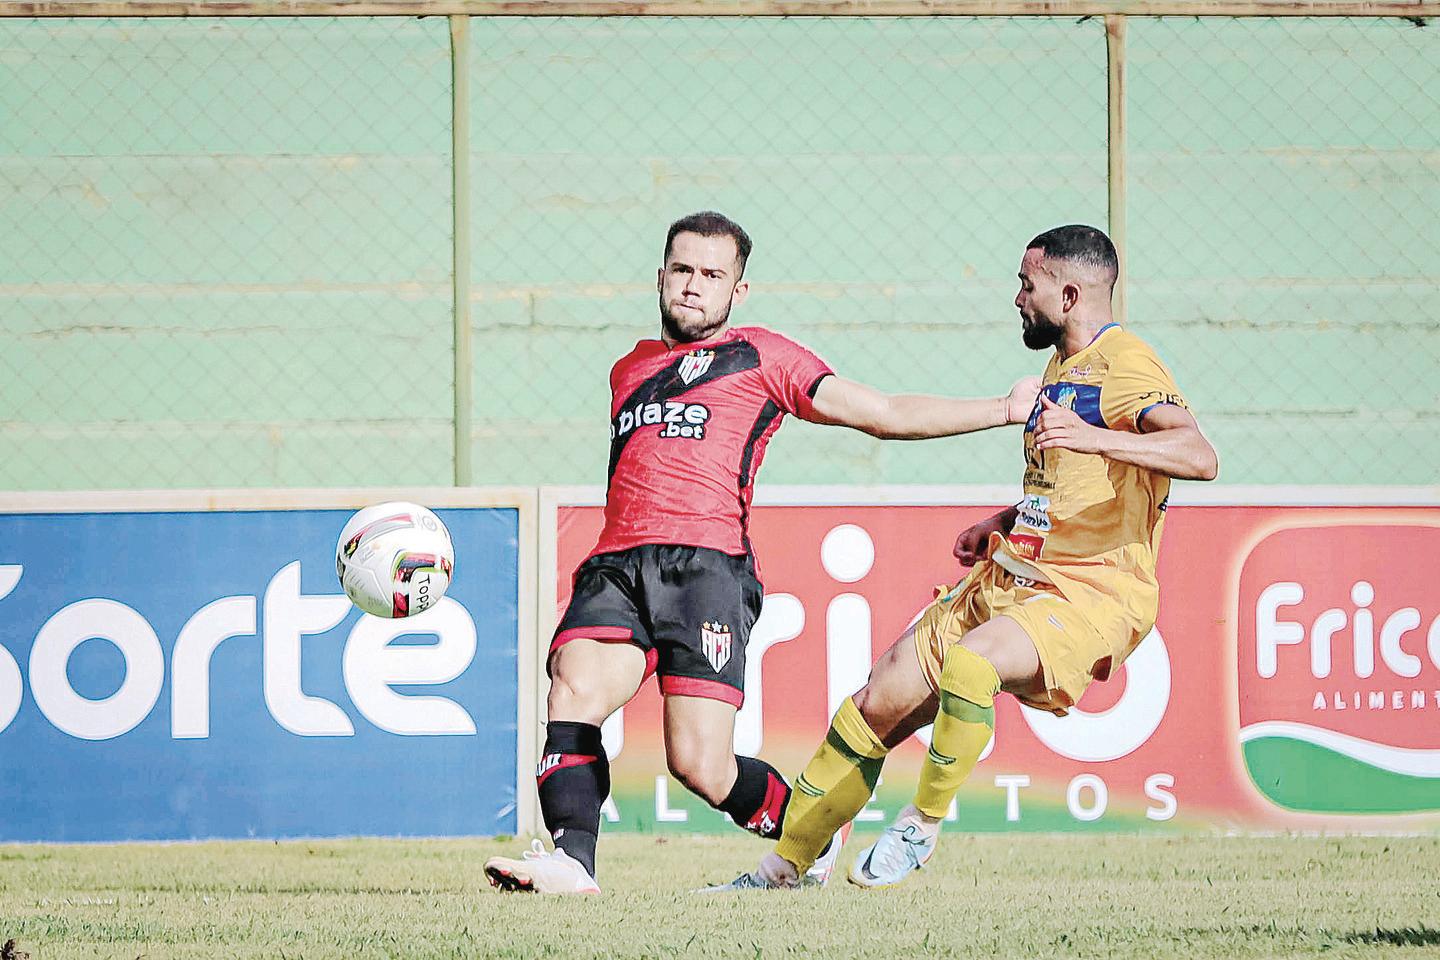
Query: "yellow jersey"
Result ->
[[991, 323, 1189, 649]]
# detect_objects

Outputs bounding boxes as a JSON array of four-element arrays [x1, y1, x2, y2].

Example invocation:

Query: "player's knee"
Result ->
[[666, 748, 734, 807], [956, 620, 1041, 692], [850, 683, 884, 729], [546, 675, 605, 725], [940, 644, 1002, 703]]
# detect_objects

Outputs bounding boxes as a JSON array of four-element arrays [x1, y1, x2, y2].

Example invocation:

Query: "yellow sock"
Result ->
[[773, 696, 889, 872], [913, 645, 1000, 819]]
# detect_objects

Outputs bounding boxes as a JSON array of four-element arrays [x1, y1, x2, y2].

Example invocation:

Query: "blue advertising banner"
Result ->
[[0, 505, 519, 841]]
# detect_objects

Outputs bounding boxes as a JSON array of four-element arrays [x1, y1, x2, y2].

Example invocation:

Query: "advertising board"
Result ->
[[0, 489, 534, 842], [547, 489, 1440, 834]]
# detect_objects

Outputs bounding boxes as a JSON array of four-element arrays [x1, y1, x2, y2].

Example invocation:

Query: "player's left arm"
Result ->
[[1033, 344, 1218, 480], [1032, 394, 1219, 480], [806, 375, 1041, 440]]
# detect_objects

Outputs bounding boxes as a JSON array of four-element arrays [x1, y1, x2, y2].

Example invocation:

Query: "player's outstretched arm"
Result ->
[[806, 375, 1041, 440], [1032, 396, 1219, 481]]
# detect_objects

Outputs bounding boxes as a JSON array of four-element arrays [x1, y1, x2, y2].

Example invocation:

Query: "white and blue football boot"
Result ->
[[846, 806, 939, 889]]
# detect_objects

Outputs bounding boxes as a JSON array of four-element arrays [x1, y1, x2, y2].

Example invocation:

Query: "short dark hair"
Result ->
[[1027, 224, 1118, 285], [664, 211, 752, 278]]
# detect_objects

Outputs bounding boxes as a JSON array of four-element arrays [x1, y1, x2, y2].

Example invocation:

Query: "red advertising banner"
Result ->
[[553, 499, 1440, 834]]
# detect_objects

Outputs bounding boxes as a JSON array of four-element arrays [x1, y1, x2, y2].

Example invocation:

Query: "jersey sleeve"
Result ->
[[607, 357, 628, 415], [756, 330, 834, 418], [1100, 341, 1190, 433]]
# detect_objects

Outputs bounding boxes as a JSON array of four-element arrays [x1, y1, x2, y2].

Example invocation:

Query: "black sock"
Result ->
[[716, 755, 790, 840], [536, 721, 608, 878]]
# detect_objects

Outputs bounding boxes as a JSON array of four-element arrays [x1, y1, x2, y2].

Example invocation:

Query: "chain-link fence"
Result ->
[[1127, 16, 1439, 485], [0, 17, 454, 489], [1, 12, 1435, 490]]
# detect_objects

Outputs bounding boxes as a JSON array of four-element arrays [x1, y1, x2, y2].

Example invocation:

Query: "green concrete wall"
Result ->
[[1, 16, 1435, 490], [0, 18, 455, 488], [1126, 18, 1440, 485]]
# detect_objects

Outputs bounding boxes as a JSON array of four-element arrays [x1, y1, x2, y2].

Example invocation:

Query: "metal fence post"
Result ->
[[451, 14, 474, 487], [1106, 13, 1127, 326]]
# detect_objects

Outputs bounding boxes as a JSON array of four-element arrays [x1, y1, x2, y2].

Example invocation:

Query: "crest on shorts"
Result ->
[[678, 349, 715, 385], [701, 620, 732, 672]]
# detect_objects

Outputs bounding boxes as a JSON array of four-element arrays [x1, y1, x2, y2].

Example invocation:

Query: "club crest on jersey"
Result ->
[[701, 620, 732, 673], [678, 349, 715, 385]]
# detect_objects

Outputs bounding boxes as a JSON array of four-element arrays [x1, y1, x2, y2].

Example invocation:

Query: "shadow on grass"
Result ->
[[1344, 927, 1440, 947]]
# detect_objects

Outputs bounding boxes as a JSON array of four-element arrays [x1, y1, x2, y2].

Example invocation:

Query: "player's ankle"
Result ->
[[900, 803, 944, 829]]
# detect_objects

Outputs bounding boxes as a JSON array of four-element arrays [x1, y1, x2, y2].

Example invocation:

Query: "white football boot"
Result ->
[[847, 805, 939, 889], [484, 839, 600, 895]]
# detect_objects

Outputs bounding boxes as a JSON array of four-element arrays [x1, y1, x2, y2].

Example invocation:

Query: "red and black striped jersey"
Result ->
[[591, 325, 833, 560]]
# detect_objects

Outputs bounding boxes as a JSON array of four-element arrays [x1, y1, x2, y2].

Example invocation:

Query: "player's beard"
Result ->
[[660, 295, 732, 344], [1021, 310, 1064, 351]]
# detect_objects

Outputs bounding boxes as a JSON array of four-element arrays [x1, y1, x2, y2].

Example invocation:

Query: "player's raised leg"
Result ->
[[662, 694, 793, 841], [850, 614, 1041, 889], [666, 690, 832, 889], [485, 637, 646, 894]]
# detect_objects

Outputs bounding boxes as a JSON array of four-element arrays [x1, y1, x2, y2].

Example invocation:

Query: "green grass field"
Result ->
[[2, 834, 1438, 959]]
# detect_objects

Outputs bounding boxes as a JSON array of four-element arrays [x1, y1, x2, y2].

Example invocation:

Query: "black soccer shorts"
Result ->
[[550, 544, 763, 707]]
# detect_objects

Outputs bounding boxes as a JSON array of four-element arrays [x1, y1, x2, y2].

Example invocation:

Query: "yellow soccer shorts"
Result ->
[[913, 560, 1130, 715]]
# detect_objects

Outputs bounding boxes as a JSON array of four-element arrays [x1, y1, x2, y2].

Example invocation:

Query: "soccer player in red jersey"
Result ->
[[484, 212, 1039, 894]]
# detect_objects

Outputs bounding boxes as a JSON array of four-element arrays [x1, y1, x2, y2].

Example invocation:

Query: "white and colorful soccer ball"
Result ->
[[335, 501, 454, 618]]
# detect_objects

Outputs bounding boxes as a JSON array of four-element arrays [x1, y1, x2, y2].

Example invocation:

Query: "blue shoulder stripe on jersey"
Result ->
[[1088, 320, 1123, 346], [1026, 382, 1105, 432], [1136, 400, 1184, 429]]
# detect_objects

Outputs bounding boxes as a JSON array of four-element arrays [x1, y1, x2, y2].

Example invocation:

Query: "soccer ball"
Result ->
[[335, 501, 454, 618]]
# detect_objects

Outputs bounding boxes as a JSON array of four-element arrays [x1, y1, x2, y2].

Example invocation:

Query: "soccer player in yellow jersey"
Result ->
[[704, 224, 1218, 892]]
